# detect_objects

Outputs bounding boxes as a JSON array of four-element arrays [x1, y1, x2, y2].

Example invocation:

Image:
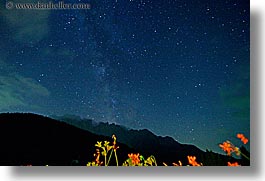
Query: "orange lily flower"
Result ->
[[237, 133, 249, 144], [219, 141, 234, 156], [227, 162, 240, 166], [187, 156, 201, 166], [94, 149, 101, 164], [173, 161, 182, 166], [128, 153, 140, 165]]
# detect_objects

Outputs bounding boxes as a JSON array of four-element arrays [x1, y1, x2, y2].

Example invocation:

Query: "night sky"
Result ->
[[0, 0, 249, 153]]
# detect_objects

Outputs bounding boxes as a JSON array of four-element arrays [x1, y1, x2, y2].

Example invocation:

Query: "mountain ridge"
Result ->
[[0, 112, 242, 166], [53, 114, 205, 157]]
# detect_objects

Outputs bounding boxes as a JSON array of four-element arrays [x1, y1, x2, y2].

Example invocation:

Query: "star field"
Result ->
[[0, 0, 249, 153]]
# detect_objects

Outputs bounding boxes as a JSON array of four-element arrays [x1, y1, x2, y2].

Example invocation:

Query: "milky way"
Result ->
[[0, 0, 249, 153]]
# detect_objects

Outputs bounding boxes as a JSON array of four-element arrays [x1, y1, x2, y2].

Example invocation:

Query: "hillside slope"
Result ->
[[0, 113, 241, 166]]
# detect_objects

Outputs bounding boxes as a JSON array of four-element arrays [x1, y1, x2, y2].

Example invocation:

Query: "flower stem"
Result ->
[[107, 149, 113, 165], [152, 156, 157, 166], [114, 150, 119, 166], [240, 152, 250, 160]]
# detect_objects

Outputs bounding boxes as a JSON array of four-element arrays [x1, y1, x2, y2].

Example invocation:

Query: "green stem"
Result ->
[[153, 157, 157, 166], [107, 149, 113, 165], [114, 150, 119, 166], [102, 148, 107, 166], [240, 152, 250, 160], [150, 155, 157, 166]]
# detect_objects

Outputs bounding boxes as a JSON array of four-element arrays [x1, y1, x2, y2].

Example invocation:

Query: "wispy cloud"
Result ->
[[0, 0, 51, 112], [0, 73, 50, 111], [219, 62, 250, 122]]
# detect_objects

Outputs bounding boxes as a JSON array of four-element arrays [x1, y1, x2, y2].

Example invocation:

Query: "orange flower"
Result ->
[[227, 162, 240, 166], [173, 161, 182, 166], [94, 149, 102, 165], [187, 156, 201, 166], [112, 134, 119, 150], [237, 133, 249, 144], [128, 153, 140, 165], [219, 141, 234, 156]]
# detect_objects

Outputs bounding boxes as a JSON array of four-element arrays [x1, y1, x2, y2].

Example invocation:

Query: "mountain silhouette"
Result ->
[[0, 113, 136, 166], [54, 115, 245, 166], [0, 113, 242, 166]]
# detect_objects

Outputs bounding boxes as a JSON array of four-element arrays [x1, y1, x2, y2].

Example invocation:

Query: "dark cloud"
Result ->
[[0, 0, 50, 44]]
